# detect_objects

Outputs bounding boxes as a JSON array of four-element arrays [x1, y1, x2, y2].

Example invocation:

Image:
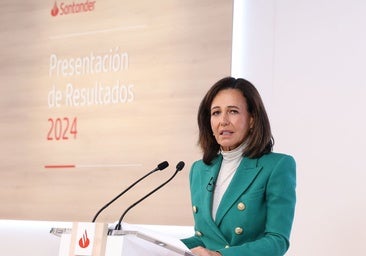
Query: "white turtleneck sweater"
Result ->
[[211, 142, 246, 220]]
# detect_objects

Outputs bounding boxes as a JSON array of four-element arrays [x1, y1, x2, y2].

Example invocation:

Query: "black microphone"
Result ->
[[91, 161, 169, 222], [114, 161, 185, 231], [206, 176, 215, 192]]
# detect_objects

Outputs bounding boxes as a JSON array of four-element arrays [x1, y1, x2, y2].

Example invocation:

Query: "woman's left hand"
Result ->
[[191, 246, 221, 256]]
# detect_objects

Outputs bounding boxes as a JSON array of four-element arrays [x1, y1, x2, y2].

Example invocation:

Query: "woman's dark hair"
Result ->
[[198, 76, 274, 164]]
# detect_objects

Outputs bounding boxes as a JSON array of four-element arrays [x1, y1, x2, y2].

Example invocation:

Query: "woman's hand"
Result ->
[[191, 246, 221, 256]]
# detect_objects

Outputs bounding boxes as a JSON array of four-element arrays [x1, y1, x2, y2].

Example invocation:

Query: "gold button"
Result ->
[[195, 231, 203, 237], [225, 245, 230, 248], [192, 205, 198, 213], [237, 202, 246, 211], [235, 227, 243, 235]]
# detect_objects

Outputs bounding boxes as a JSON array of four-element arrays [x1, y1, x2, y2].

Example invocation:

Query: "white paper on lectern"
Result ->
[[112, 222, 191, 252], [121, 235, 164, 256]]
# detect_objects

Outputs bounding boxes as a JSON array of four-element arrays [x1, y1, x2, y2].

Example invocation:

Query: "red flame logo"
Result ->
[[78, 230, 90, 248], [51, 2, 59, 17]]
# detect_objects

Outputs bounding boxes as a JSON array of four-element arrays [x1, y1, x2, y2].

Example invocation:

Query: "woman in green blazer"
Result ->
[[181, 77, 296, 256]]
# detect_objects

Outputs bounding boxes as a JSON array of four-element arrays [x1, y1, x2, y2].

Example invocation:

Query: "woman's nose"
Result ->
[[220, 113, 229, 125]]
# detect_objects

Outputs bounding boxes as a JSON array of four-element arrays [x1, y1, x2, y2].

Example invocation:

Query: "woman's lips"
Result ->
[[220, 130, 233, 135]]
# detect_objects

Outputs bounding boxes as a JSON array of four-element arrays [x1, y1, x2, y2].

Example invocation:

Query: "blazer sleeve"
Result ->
[[181, 235, 205, 249], [218, 154, 297, 256]]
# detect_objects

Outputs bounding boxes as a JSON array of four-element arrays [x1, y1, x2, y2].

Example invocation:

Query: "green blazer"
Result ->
[[181, 152, 296, 256]]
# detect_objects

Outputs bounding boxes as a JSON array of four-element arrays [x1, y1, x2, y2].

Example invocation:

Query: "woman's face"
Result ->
[[210, 88, 253, 151]]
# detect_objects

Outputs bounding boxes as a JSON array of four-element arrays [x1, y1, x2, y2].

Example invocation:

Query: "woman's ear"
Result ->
[[249, 116, 254, 129]]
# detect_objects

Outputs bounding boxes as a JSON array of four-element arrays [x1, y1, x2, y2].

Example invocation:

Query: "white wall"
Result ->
[[232, 0, 366, 255]]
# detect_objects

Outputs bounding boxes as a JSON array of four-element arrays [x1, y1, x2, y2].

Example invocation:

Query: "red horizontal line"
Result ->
[[44, 165, 75, 169]]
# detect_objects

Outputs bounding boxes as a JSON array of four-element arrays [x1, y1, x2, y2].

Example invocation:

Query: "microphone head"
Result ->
[[157, 161, 169, 170], [176, 161, 185, 171]]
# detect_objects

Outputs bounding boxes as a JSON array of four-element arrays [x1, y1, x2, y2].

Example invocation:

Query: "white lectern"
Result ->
[[51, 222, 196, 256]]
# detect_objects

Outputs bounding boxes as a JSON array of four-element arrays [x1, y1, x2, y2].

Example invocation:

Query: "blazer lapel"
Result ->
[[215, 157, 262, 225], [201, 156, 222, 218], [200, 156, 230, 243]]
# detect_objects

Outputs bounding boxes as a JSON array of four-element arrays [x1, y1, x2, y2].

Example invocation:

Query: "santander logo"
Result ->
[[78, 230, 90, 248], [51, 2, 59, 16], [51, 0, 96, 17]]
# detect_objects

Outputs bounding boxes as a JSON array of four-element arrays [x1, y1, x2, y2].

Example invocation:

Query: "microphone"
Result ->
[[91, 161, 169, 222], [206, 177, 215, 192], [114, 161, 185, 231]]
